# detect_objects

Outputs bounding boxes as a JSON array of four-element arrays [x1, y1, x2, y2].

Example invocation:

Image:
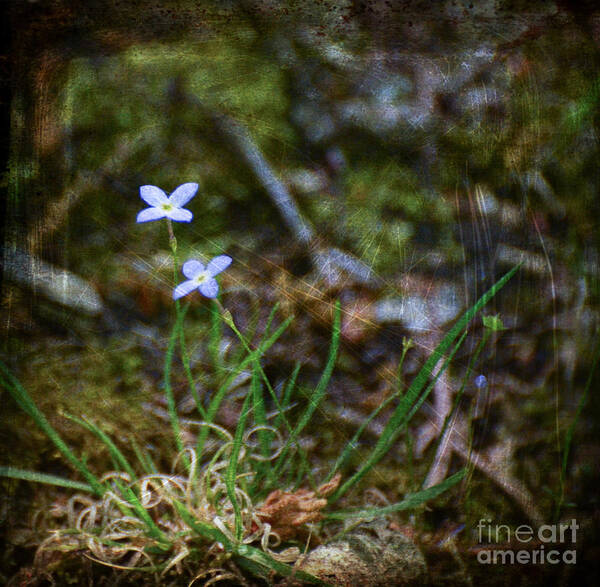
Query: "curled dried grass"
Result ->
[[33, 424, 317, 581]]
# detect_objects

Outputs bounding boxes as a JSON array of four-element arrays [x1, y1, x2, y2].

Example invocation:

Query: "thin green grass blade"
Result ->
[[326, 387, 403, 483], [64, 414, 137, 481], [326, 469, 466, 520], [164, 305, 188, 456], [131, 438, 157, 475], [292, 456, 310, 488], [177, 302, 207, 420], [249, 369, 271, 488], [293, 300, 341, 439], [330, 327, 465, 502], [173, 499, 233, 545], [226, 386, 254, 541], [325, 335, 421, 482], [423, 329, 492, 488], [175, 501, 329, 585], [248, 303, 282, 460], [252, 369, 270, 460], [271, 397, 319, 489], [0, 467, 94, 492], [272, 301, 341, 481], [0, 362, 105, 497], [112, 478, 168, 546], [226, 298, 263, 368], [263, 362, 302, 485], [225, 315, 316, 492], [234, 544, 331, 586], [393, 266, 518, 430], [207, 314, 293, 423], [275, 362, 301, 429], [253, 357, 307, 493], [396, 337, 414, 392], [330, 265, 519, 502], [399, 330, 467, 431], [209, 299, 224, 375], [225, 311, 316, 490], [234, 556, 274, 581], [169, 239, 206, 418], [258, 303, 282, 343], [405, 427, 415, 491], [196, 315, 293, 460]]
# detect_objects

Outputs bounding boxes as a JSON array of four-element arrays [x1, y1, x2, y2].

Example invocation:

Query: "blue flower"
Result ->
[[474, 374, 488, 389], [173, 255, 232, 300], [136, 183, 198, 223]]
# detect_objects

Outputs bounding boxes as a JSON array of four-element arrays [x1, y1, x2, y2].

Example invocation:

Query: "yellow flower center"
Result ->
[[161, 203, 173, 211]]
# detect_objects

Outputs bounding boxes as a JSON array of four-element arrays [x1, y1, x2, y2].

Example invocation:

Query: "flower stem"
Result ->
[[166, 218, 177, 253], [164, 306, 186, 456], [165, 219, 206, 418]]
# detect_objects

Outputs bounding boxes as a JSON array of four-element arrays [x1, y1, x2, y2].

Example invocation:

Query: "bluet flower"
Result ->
[[475, 374, 488, 388], [173, 255, 232, 300], [136, 183, 198, 223]]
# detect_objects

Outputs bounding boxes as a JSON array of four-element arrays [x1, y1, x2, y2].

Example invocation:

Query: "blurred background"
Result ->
[[1, 0, 599, 583]]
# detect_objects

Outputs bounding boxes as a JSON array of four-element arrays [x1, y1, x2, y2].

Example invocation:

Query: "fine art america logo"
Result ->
[[476, 519, 578, 565]]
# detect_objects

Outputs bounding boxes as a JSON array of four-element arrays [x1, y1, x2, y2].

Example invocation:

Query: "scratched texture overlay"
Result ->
[[1, 1, 599, 585]]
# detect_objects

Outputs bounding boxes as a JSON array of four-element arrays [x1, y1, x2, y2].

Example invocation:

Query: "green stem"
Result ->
[[178, 303, 206, 419], [209, 299, 224, 376], [164, 306, 187, 456], [167, 219, 206, 419]]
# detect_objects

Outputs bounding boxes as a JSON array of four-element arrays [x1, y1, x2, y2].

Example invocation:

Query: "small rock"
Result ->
[[4, 248, 104, 316], [293, 527, 426, 586]]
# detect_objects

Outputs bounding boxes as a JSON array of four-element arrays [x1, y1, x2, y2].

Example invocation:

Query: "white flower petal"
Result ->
[[140, 185, 169, 206], [165, 208, 194, 222], [173, 279, 198, 300], [198, 278, 219, 298], [206, 255, 233, 276], [169, 183, 198, 207], [166, 208, 193, 222], [137, 207, 167, 223], [182, 259, 205, 279]]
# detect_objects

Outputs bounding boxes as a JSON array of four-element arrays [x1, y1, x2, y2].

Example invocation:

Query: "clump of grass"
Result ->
[[0, 265, 518, 584], [1, 182, 520, 583], [31, 434, 317, 578]]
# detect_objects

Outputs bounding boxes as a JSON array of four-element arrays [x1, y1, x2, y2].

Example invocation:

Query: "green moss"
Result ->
[[338, 163, 456, 272], [4, 336, 176, 474]]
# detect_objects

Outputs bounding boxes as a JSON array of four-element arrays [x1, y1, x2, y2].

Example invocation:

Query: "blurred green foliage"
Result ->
[[56, 20, 600, 287]]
